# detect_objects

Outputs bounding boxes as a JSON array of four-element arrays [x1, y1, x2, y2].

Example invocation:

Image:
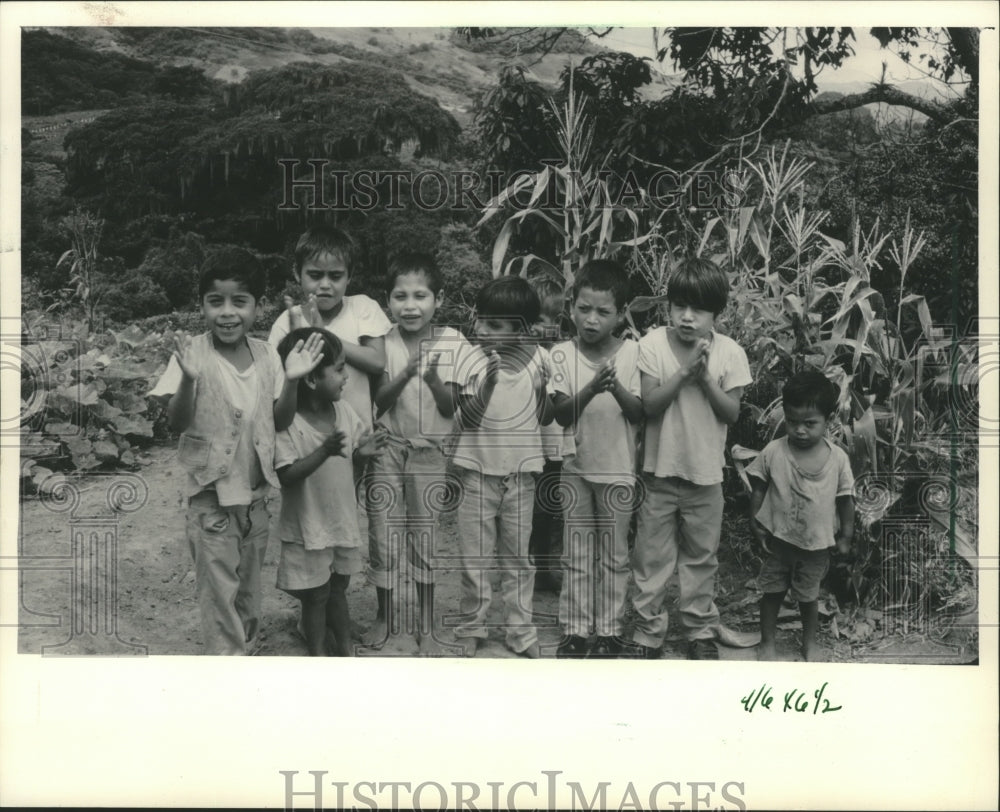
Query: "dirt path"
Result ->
[[16, 444, 977, 664]]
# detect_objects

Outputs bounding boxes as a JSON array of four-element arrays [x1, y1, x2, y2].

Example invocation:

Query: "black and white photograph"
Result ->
[[2, 2, 997, 809]]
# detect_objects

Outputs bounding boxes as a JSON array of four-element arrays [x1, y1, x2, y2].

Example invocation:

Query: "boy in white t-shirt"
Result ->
[[274, 328, 387, 656], [268, 225, 391, 429], [362, 253, 469, 655], [452, 276, 555, 658], [631, 257, 752, 660], [550, 260, 643, 658]]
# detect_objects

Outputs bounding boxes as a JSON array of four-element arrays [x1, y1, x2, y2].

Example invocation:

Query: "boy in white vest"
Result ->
[[150, 248, 322, 654]]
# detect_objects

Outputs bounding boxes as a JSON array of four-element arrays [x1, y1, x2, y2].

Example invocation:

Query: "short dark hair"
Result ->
[[782, 369, 840, 416], [573, 259, 628, 310], [277, 327, 344, 402], [666, 256, 729, 315], [293, 225, 355, 276], [198, 247, 265, 301], [476, 275, 540, 327], [386, 251, 443, 296]]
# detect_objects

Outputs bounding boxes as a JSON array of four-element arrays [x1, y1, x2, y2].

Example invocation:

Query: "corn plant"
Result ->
[[56, 207, 107, 332], [476, 72, 654, 289]]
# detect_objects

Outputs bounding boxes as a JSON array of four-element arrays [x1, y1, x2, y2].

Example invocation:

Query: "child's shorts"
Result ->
[[276, 541, 364, 593], [758, 536, 830, 602]]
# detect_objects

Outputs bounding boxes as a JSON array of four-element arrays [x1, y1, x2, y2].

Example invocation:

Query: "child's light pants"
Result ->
[[454, 469, 538, 652], [185, 490, 269, 655], [631, 474, 723, 646], [558, 473, 633, 637], [366, 443, 445, 589]]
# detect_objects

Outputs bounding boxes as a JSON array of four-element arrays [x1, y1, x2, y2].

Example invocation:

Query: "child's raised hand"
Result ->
[[321, 430, 348, 458], [354, 426, 388, 463], [422, 353, 442, 385], [595, 359, 618, 392], [403, 351, 421, 380], [286, 294, 323, 330], [172, 331, 199, 381], [283, 331, 325, 381]]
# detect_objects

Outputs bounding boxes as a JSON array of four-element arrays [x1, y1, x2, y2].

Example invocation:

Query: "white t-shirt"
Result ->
[[746, 437, 855, 550], [452, 346, 550, 476], [376, 325, 468, 448], [638, 327, 752, 485], [269, 294, 391, 430], [150, 348, 284, 505], [551, 338, 641, 483], [274, 403, 365, 550]]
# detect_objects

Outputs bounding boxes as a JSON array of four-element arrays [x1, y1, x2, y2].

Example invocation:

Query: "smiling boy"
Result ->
[[150, 247, 322, 655]]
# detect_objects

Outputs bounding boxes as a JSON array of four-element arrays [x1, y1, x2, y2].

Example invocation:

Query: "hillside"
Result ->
[[34, 26, 663, 128]]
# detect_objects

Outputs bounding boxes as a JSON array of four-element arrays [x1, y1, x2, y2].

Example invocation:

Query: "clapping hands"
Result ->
[[284, 293, 323, 330]]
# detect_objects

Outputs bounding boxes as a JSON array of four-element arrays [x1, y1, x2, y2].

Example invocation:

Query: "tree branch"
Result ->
[[809, 84, 957, 123]]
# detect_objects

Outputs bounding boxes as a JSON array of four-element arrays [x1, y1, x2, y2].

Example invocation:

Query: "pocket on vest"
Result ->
[[178, 433, 211, 469]]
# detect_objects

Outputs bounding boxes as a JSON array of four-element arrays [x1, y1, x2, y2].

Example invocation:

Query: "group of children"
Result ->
[[152, 225, 855, 661]]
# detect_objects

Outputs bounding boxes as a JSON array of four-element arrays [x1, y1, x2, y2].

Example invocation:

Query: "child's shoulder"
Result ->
[[638, 325, 669, 347], [710, 331, 748, 357]]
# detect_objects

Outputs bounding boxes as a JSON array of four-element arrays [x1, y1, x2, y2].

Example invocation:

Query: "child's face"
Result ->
[[571, 286, 621, 346], [310, 351, 348, 402], [200, 279, 260, 347], [388, 271, 440, 334], [669, 301, 715, 345], [298, 251, 349, 317], [474, 316, 530, 353], [784, 404, 830, 450]]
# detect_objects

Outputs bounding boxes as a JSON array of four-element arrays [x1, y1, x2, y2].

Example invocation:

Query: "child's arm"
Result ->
[[374, 353, 420, 417], [341, 335, 386, 377], [165, 333, 198, 433], [697, 378, 744, 426], [352, 427, 388, 483], [552, 365, 606, 427], [276, 431, 347, 486], [423, 354, 458, 418], [273, 333, 326, 432], [457, 351, 499, 430], [534, 361, 554, 427], [640, 369, 689, 418], [749, 476, 771, 554], [834, 494, 855, 555]]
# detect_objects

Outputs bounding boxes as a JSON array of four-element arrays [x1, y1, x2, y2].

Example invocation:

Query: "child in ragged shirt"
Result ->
[[747, 370, 854, 662], [362, 252, 469, 655], [274, 327, 387, 656], [452, 276, 555, 658], [149, 248, 324, 655], [550, 260, 644, 658], [631, 257, 752, 660]]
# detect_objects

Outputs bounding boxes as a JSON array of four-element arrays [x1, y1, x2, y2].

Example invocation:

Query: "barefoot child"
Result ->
[[274, 328, 387, 656], [150, 248, 323, 655], [630, 256, 752, 660], [452, 276, 555, 658], [550, 260, 643, 658], [747, 370, 855, 661], [363, 253, 469, 654]]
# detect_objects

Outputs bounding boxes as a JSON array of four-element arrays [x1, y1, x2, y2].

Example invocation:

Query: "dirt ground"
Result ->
[[16, 444, 978, 664]]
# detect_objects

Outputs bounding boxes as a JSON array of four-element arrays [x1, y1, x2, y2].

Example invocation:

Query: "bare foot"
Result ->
[[361, 618, 388, 649], [515, 642, 541, 659], [801, 643, 826, 662], [416, 633, 449, 657], [457, 637, 481, 658], [757, 642, 777, 661]]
